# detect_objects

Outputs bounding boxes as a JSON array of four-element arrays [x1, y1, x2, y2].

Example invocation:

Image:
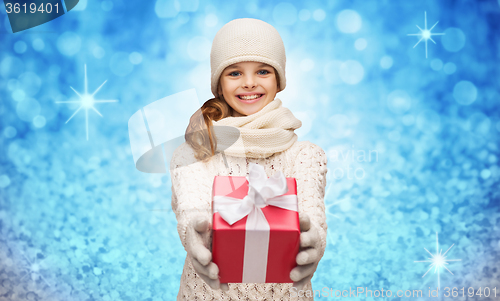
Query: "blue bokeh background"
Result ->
[[1, 0, 500, 300]]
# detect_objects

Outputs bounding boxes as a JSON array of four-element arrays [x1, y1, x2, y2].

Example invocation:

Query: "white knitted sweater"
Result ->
[[170, 140, 328, 300]]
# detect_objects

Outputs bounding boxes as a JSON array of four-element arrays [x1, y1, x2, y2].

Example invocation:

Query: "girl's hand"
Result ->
[[290, 213, 321, 290], [185, 217, 229, 291]]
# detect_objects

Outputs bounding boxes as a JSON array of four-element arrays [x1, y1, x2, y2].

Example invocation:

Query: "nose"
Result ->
[[242, 74, 257, 89]]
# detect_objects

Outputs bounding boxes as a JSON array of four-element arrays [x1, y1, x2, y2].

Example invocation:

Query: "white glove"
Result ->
[[185, 217, 229, 291], [290, 213, 322, 290]]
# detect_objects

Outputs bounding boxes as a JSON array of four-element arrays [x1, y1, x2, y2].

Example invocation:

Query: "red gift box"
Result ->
[[211, 164, 300, 283]]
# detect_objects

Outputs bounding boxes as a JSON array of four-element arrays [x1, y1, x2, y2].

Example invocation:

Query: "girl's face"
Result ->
[[218, 61, 278, 117]]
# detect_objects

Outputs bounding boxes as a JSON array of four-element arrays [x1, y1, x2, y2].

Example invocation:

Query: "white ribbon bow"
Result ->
[[213, 162, 298, 283]]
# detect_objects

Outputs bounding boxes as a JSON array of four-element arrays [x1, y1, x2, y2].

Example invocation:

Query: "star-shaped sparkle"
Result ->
[[325, 183, 350, 220], [17, 248, 52, 288], [414, 232, 461, 288], [56, 64, 117, 140], [407, 11, 445, 58]]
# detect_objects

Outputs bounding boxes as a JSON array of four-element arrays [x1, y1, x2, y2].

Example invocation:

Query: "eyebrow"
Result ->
[[226, 63, 271, 70]]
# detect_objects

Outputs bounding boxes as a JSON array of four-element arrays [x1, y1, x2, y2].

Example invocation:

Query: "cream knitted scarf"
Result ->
[[212, 99, 302, 159]]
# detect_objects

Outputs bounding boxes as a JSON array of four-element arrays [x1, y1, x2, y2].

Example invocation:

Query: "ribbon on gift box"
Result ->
[[213, 163, 298, 283]]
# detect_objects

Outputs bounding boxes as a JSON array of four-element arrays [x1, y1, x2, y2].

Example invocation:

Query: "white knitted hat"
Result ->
[[210, 18, 286, 97]]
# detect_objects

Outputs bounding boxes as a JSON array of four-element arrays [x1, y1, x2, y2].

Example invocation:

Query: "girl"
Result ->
[[170, 18, 328, 300]]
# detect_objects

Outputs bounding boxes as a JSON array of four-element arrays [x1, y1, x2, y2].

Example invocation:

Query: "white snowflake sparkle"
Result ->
[[17, 249, 52, 288], [324, 183, 350, 220], [56, 64, 118, 140], [414, 232, 461, 288], [407, 11, 445, 58]]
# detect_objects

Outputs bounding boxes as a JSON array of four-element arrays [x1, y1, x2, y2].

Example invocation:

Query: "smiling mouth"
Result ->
[[237, 94, 264, 100]]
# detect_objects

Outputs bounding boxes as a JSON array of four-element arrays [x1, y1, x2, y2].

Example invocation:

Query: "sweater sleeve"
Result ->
[[292, 141, 328, 258], [170, 143, 213, 251]]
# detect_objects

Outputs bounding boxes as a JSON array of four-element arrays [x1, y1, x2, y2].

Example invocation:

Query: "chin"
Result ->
[[238, 103, 267, 116]]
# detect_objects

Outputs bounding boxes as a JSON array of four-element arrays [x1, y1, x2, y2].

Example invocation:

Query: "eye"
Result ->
[[258, 69, 271, 75], [228, 71, 241, 77]]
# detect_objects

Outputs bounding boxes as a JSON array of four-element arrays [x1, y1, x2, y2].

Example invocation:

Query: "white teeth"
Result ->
[[239, 94, 261, 100]]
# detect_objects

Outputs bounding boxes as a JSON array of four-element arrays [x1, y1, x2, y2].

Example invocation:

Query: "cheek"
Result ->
[[264, 81, 278, 94], [263, 77, 277, 89], [221, 79, 238, 93], [219, 82, 229, 96]]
